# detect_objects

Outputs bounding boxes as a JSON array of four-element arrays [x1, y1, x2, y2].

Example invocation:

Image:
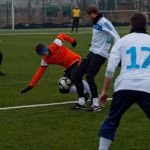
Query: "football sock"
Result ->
[[98, 137, 112, 150], [78, 97, 85, 105], [82, 80, 91, 95], [69, 86, 77, 94], [70, 85, 87, 95], [93, 97, 99, 106]]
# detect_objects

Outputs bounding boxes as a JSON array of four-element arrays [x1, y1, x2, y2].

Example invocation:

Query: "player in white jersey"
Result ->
[[72, 5, 120, 111], [98, 13, 150, 150]]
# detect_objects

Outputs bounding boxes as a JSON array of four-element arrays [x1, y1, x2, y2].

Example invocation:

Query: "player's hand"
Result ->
[[98, 90, 108, 108], [71, 40, 77, 47], [21, 86, 33, 94]]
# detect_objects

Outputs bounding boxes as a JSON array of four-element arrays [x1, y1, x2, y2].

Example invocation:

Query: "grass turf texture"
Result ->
[[0, 27, 150, 150]]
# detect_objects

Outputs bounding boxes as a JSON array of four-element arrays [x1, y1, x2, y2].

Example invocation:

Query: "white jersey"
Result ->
[[106, 32, 150, 93], [90, 16, 120, 58]]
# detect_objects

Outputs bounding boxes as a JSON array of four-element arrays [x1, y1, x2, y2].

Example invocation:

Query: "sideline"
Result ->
[[0, 98, 112, 111]]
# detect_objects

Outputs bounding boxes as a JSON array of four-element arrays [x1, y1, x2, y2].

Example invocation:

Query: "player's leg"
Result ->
[[70, 61, 91, 97], [69, 81, 91, 100], [75, 18, 79, 32], [98, 90, 136, 150], [69, 64, 91, 102], [137, 91, 150, 119], [86, 54, 106, 111], [59, 62, 91, 98], [66, 62, 90, 96], [58, 63, 73, 94], [71, 18, 76, 32], [82, 80, 91, 97], [72, 60, 89, 106], [66, 62, 77, 94], [71, 52, 93, 107]]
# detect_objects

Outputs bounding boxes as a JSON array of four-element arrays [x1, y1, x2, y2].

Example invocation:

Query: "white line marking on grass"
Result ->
[[0, 98, 112, 111]]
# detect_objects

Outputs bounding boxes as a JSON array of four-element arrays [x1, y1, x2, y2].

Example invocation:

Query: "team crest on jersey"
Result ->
[[93, 24, 102, 31]]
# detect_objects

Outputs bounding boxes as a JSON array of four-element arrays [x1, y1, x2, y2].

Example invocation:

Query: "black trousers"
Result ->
[[71, 17, 79, 32], [99, 90, 150, 140], [63, 61, 79, 81], [74, 52, 106, 98]]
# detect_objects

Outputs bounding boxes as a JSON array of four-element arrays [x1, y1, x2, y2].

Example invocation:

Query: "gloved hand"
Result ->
[[71, 40, 77, 47], [21, 86, 33, 94]]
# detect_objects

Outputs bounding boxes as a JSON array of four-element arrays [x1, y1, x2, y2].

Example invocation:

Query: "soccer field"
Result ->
[[0, 27, 150, 150]]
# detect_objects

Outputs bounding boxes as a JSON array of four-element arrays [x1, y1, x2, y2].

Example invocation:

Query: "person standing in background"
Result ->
[[71, 5, 81, 33]]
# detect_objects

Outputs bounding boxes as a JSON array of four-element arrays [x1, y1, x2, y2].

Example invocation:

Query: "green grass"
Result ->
[[0, 27, 150, 150]]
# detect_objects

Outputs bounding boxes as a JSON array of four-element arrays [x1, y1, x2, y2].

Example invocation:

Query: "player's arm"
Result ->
[[79, 9, 81, 17], [102, 22, 120, 42], [47, 33, 77, 55], [71, 9, 74, 18], [56, 33, 77, 47], [99, 76, 112, 108], [21, 61, 48, 94], [47, 34, 74, 54], [99, 41, 121, 107], [28, 66, 47, 87]]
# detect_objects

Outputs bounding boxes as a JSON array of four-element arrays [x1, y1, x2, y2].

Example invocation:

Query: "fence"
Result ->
[[0, 0, 150, 29]]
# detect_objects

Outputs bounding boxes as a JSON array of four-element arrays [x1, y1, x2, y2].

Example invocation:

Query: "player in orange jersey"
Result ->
[[21, 33, 91, 99]]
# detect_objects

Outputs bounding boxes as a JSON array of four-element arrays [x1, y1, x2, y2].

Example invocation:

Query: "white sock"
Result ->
[[78, 97, 85, 105], [69, 85, 77, 94], [98, 137, 112, 150], [69, 83, 91, 96], [93, 97, 99, 106], [82, 80, 91, 96], [69, 86, 88, 100]]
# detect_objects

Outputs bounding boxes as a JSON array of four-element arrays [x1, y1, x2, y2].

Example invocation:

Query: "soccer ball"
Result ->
[[58, 77, 72, 92]]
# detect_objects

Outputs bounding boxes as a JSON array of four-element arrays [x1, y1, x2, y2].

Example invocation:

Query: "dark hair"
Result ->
[[130, 13, 147, 29], [35, 43, 45, 54], [86, 5, 99, 15]]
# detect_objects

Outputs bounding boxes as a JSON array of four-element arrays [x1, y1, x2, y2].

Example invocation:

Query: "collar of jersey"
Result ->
[[130, 28, 148, 34], [93, 13, 103, 25]]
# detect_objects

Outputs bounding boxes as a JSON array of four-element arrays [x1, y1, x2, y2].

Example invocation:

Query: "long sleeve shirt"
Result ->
[[90, 16, 120, 58], [106, 32, 150, 93]]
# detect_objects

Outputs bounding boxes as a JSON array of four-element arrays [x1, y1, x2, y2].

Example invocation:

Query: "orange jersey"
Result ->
[[29, 33, 80, 87], [42, 44, 80, 69]]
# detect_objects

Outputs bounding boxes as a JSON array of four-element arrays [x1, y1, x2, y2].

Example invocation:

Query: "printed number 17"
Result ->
[[126, 47, 150, 69]]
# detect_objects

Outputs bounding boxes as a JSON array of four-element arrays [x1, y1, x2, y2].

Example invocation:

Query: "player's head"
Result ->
[[86, 5, 99, 20], [130, 13, 147, 30], [35, 43, 51, 57], [75, 5, 79, 9]]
